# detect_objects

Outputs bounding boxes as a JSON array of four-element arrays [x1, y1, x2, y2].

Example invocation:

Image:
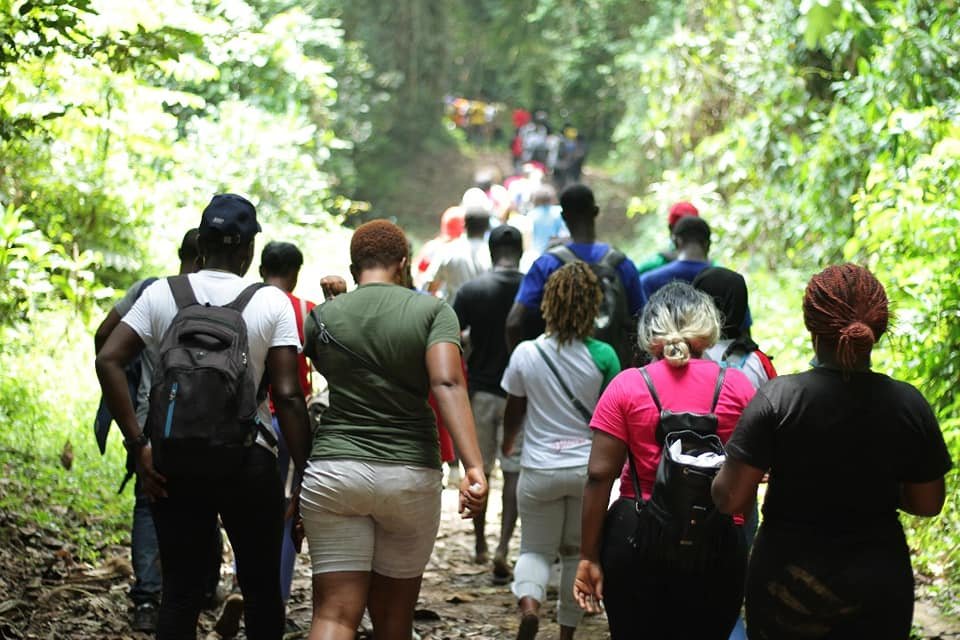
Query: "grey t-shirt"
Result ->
[[115, 278, 156, 426]]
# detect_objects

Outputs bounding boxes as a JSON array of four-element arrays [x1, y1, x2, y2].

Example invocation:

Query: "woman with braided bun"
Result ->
[[500, 262, 620, 640], [713, 264, 952, 639], [574, 281, 756, 639]]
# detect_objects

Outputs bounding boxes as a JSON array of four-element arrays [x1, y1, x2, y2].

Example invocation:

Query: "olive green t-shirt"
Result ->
[[303, 283, 461, 469]]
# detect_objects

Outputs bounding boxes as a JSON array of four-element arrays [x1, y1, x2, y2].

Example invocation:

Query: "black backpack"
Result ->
[[146, 276, 272, 477], [547, 245, 633, 368], [626, 365, 736, 571]]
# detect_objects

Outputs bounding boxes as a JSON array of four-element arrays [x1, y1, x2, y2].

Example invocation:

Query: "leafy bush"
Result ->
[[0, 312, 131, 560]]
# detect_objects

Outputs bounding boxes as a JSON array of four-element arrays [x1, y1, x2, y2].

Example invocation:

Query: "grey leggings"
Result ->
[[512, 465, 587, 629]]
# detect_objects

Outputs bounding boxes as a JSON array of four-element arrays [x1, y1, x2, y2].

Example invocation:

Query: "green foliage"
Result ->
[[612, 0, 960, 600], [0, 202, 109, 326], [0, 0, 367, 331], [0, 313, 131, 560], [0, 0, 373, 560], [850, 130, 960, 602], [447, 0, 651, 142]]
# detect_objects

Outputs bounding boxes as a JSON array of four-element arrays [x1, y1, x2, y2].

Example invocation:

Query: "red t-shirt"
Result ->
[[591, 359, 756, 501], [288, 292, 317, 395]]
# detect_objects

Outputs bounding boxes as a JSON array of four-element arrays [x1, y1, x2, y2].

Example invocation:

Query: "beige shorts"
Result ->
[[300, 459, 442, 579]]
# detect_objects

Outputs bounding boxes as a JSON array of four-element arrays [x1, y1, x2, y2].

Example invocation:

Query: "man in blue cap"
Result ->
[[96, 194, 311, 639]]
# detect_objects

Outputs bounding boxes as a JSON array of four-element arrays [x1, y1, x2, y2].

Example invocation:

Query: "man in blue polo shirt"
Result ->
[[638, 215, 712, 306], [505, 184, 643, 367]]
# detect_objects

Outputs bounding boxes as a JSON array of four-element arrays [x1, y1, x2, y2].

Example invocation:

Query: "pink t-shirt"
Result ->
[[591, 359, 756, 501]]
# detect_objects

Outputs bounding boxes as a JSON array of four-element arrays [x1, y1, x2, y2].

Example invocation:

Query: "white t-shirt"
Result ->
[[423, 236, 491, 302], [121, 270, 300, 453], [500, 334, 604, 469], [703, 340, 770, 390]]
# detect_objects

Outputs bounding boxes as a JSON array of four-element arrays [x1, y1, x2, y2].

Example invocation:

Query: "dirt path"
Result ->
[[2, 468, 958, 639], [226, 478, 611, 639], [389, 144, 642, 249]]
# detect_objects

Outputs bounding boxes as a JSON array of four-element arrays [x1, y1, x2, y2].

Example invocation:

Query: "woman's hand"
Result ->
[[573, 559, 604, 613], [136, 444, 168, 500], [459, 466, 488, 520]]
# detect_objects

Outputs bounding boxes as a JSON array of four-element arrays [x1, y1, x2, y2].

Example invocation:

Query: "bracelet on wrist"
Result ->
[[123, 431, 149, 452]]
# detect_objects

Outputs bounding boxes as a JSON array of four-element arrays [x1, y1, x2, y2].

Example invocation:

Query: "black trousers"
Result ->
[[151, 445, 284, 640], [600, 498, 747, 640]]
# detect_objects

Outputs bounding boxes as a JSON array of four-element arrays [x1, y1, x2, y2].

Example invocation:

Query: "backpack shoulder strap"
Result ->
[[755, 350, 778, 379], [168, 275, 198, 310], [627, 448, 645, 508], [547, 244, 579, 265], [598, 247, 626, 269], [710, 366, 727, 412], [638, 366, 663, 412], [227, 282, 269, 313]]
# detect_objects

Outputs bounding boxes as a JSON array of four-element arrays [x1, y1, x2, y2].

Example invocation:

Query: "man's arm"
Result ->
[[505, 303, 527, 354], [95, 323, 146, 443], [267, 345, 311, 472], [453, 291, 471, 351], [95, 323, 167, 497], [94, 308, 122, 354], [501, 393, 526, 455]]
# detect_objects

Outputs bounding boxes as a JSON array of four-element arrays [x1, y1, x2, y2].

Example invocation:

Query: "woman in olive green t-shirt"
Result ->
[[299, 219, 488, 640]]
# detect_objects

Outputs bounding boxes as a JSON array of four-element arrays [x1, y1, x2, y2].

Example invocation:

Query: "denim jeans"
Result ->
[[130, 480, 162, 606], [273, 416, 297, 604], [151, 445, 284, 640]]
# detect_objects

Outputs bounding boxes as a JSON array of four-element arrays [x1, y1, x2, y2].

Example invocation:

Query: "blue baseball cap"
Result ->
[[199, 194, 261, 244]]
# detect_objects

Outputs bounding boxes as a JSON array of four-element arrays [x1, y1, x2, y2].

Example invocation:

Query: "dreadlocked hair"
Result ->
[[541, 262, 602, 345], [638, 282, 720, 367], [803, 264, 888, 371]]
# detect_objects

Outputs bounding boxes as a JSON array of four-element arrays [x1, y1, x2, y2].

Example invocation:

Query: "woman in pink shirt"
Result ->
[[573, 282, 756, 639]]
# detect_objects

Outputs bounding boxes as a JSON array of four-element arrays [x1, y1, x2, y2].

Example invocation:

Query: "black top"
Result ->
[[726, 367, 952, 536], [453, 268, 524, 396]]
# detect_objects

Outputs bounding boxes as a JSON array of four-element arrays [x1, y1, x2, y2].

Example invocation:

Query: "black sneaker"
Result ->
[[131, 602, 158, 633], [213, 593, 244, 638]]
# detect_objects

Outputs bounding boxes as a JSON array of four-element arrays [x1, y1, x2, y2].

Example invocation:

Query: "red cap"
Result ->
[[440, 206, 465, 239], [667, 201, 699, 228]]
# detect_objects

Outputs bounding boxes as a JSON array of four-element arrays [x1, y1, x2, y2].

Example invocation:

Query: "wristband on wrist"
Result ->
[[123, 431, 149, 452]]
